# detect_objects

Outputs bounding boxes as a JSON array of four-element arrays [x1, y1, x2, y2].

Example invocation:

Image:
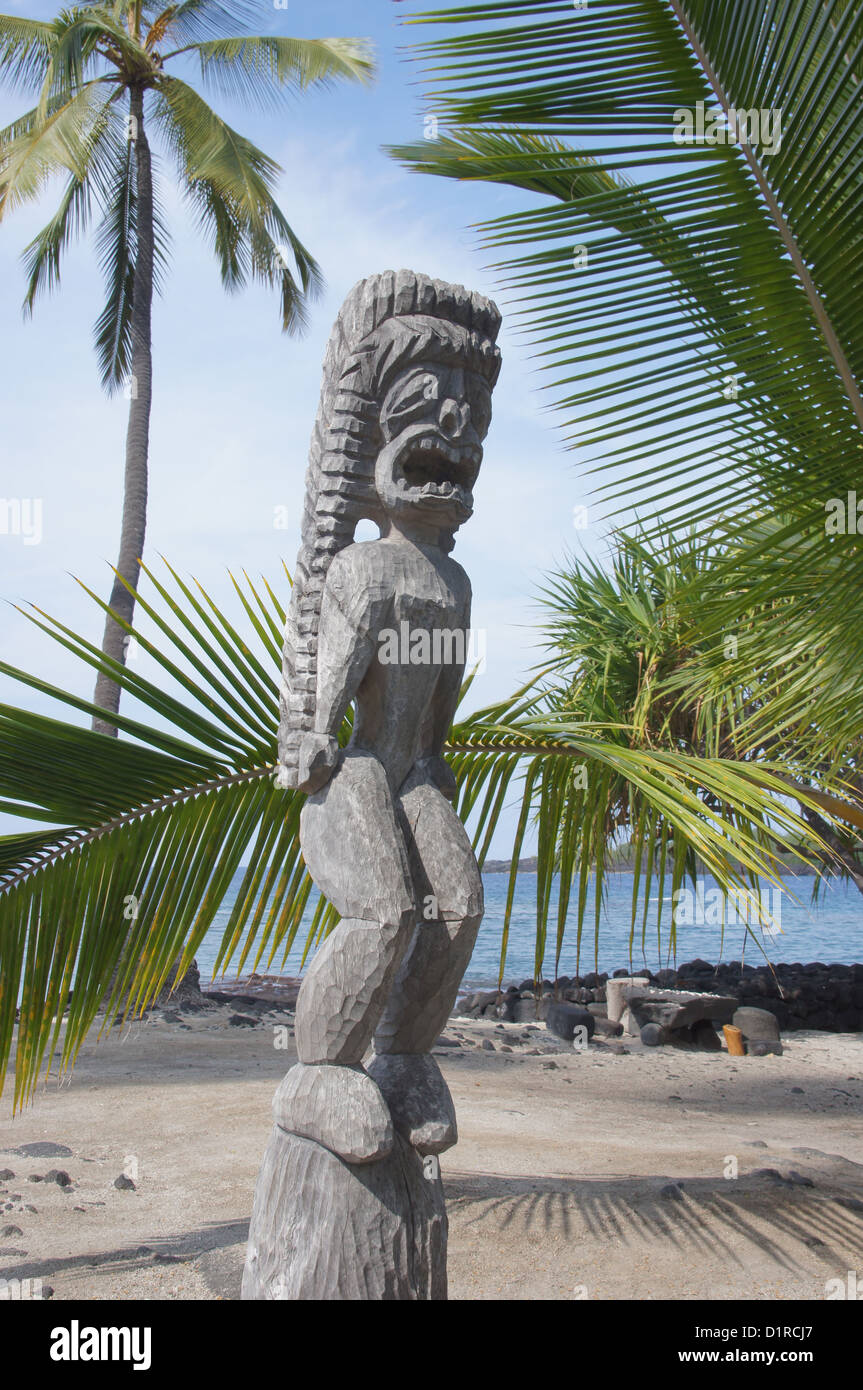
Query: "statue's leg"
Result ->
[[369, 771, 483, 1154], [276, 748, 417, 1162], [244, 750, 448, 1300]]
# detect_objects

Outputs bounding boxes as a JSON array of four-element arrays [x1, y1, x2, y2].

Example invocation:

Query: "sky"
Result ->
[[0, 0, 620, 855]]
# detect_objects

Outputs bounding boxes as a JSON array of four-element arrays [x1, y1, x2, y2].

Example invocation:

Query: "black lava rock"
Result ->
[[44, 1169, 71, 1187], [640, 1022, 667, 1046], [733, 1006, 781, 1042], [545, 1002, 595, 1042], [12, 1142, 72, 1159]]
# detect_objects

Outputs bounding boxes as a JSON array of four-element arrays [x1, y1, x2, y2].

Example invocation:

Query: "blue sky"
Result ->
[[0, 0, 618, 854]]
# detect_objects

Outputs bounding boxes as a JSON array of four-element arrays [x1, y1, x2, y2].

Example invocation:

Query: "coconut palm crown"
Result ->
[[0, 1, 374, 726]]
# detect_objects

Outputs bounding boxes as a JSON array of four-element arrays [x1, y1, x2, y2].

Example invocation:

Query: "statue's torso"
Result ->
[[326, 538, 471, 789]]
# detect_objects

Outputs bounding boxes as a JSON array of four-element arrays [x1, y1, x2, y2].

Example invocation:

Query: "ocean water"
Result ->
[[195, 870, 863, 991]]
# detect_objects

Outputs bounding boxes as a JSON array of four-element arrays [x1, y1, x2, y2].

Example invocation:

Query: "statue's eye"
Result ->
[[387, 374, 438, 420]]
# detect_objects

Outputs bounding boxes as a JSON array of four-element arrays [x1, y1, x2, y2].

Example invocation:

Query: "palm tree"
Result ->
[[388, 0, 863, 817], [540, 525, 863, 937], [0, 562, 829, 1108], [0, 2, 374, 733]]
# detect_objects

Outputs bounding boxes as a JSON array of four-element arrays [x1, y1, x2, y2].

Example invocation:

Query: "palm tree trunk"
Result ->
[[92, 85, 153, 737]]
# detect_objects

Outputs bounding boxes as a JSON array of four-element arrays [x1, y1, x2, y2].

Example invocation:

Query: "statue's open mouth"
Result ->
[[396, 436, 480, 506]]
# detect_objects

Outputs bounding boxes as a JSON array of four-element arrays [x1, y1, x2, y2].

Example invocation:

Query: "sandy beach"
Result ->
[[2, 1002, 862, 1301]]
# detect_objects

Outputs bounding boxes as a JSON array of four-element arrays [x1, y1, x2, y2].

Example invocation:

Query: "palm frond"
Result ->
[[0, 77, 116, 220], [0, 562, 323, 1109], [20, 88, 125, 315], [0, 13, 53, 93], [450, 701, 833, 982], [0, 556, 838, 1105], [389, 122, 859, 531], [153, 73, 322, 328], [391, 0, 863, 796], [92, 128, 136, 389], [391, 0, 863, 541], [34, 7, 136, 116], [155, 0, 261, 49], [188, 35, 374, 110], [91, 121, 171, 390]]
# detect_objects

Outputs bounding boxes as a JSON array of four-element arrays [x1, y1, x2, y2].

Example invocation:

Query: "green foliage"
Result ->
[[389, 0, 863, 765], [0, 2, 375, 381], [4, 2, 860, 1109], [0, 562, 832, 1106]]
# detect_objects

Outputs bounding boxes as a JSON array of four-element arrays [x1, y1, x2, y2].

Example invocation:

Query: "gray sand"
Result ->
[[2, 1008, 862, 1300]]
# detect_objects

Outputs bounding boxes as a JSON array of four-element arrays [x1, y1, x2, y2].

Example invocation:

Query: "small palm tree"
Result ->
[[539, 527, 863, 950], [0, 2, 374, 732]]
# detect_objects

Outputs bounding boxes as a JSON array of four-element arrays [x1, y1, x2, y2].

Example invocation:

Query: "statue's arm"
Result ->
[[297, 560, 375, 794]]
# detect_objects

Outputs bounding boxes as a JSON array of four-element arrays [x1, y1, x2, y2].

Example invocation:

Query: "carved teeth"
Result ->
[[415, 481, 460, 499]]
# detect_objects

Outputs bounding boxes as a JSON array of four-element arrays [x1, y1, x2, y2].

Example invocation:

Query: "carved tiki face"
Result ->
[[374, 356, 493, 532]]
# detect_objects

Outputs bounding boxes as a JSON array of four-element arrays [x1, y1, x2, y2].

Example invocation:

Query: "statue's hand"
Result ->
[[297, 733, 341, 794], [419, 754, 457, 802]]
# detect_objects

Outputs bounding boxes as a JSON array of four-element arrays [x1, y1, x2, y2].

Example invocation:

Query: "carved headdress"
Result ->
[[276, 269, 502, 788]]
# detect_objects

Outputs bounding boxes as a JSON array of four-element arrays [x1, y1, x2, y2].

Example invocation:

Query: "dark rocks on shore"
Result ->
[[202, 974, 301, 1012], [43, 1169, 71, 1187], [512, 997, 549, 1023], [455, 960, 863, 1033], [593, 1016, 624, 1038], [731, 1005, 783, 1055], [8, 1142, 72, 1159], [641, 1023, 667, 1047], [733, 1006, 781, 1042], [156, 959, 206, 1011], [546, 1002, 596, 1043]]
